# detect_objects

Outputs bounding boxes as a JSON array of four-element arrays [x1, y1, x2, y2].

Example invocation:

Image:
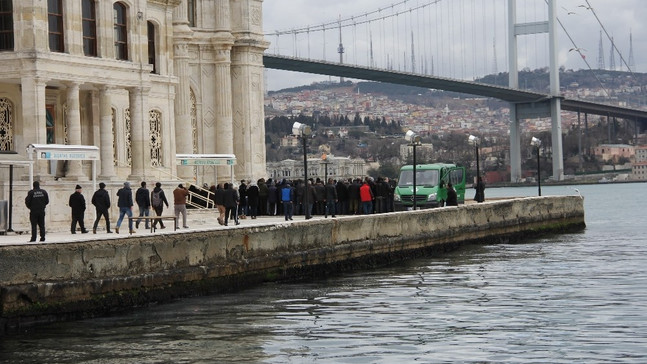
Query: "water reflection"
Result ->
[[1, 183, 646, 363]]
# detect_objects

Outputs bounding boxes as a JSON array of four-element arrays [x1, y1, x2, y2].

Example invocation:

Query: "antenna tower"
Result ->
[[597, 30, 605, 70]]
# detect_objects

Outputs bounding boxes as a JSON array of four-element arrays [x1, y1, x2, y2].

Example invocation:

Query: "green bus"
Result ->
[[393, 163, 466, 210]]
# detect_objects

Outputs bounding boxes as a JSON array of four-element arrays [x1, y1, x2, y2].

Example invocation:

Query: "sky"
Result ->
[[262, 0, 647, 91]]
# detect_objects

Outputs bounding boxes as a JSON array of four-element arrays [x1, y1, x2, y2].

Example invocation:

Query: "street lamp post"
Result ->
[[468, 135, 480, 185], [531, 137, 542, 196], [322, 153, 331, 182], [293, 122, 312, 219], [405, 130, 421, 210]]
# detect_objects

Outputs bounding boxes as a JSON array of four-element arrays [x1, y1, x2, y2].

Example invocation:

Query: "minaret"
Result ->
[[628, 30, 635, 70], [597, 30, 605, 70], [337, 17, 344, 83]]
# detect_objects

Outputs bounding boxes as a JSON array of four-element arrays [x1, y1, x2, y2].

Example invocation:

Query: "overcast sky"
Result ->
[[262, 0, 646, 91]]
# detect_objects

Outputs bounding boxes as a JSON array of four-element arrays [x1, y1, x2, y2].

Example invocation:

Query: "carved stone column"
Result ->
[[21, 76, 49, 179], [128, 87, 150, 181], [173, 41, 194, 181], [98, 86, 116, 179], [214, 44, 235, 182], [213, 0, 236, 183], [230, 0, 269, 181], [65, 82, 87, 179]]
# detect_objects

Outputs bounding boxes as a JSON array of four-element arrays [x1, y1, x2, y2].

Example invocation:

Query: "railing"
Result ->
[[186, 183, 215, 209], [111, 160, 216, 210]]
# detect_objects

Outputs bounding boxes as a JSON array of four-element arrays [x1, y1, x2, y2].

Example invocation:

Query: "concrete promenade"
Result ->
[[0, 196, 585, 333]]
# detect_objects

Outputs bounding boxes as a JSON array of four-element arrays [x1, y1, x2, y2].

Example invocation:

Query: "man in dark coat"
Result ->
[[223, 183, 239, 226], [92, 182, 111, 233], [238, 180, 248, 218], [135, 181, 151, 229], [347, 178, 361, 215], [246, 182, 259, 219], [258, 178, 268, 215], [25, 181, 49, 242], [474, 176, 485, 203], [69, 184, 88, 234], [115, 181, 134, 234], [151, 182, 169, 229], [214, 183, 226, 225], [324, 178, 337, 218], [446, 182, 459, 206]]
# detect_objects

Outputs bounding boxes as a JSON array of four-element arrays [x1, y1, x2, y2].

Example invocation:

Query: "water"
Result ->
[[1, 183, 646, 363]]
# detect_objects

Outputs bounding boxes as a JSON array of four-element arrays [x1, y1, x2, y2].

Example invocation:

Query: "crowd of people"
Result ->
[[207, 176, 398, 222], [24, 175, 485, 242]]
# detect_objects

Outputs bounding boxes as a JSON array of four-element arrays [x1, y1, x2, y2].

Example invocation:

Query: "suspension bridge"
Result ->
[[262, 0, 647, 182]]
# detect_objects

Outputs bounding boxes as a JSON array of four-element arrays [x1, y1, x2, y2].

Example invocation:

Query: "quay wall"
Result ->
[[0, 196, 585, 332]]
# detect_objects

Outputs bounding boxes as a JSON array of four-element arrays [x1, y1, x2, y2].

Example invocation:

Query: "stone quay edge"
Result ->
[[0, 196, 585, 334]]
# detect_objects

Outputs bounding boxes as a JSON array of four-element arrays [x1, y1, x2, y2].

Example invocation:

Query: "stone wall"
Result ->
[[0, 196, 585, 333]]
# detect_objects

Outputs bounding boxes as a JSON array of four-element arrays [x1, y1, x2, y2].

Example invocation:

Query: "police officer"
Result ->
[[25, 181, 49, 242]]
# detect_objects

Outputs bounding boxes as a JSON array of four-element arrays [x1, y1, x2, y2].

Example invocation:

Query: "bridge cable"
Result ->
[[583, 0, 636, 78], [552, 7, 610, 98]]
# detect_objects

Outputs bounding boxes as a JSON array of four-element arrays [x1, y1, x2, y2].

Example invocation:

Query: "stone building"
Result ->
[[0, 0, 267, 230], [266, 155, 367, 183], [632, 146, 647, 181]]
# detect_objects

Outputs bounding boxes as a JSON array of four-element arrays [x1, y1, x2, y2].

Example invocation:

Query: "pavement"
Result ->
[[0, 210, 334, 247]]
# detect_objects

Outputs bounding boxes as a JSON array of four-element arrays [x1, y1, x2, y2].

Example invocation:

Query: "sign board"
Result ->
[[178, 158, 235, 166], [27, 144, 100, 160], [176, 154, 236, 166], [37, 150, 99, 160]]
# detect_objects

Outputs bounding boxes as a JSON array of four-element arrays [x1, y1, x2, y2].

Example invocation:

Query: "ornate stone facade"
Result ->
[[0, 0, 268, 230]]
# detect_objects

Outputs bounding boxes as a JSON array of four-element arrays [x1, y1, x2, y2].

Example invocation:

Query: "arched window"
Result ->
[[0, 98, 13, 151], [113, 2, 128, 60], [82, 0, 97, 56], [149, 110, 162, 166], [187, 0, 196, 27], [48, 0, 64, 52], [0, 0, 13, 51], [147, 21, 157, 73]]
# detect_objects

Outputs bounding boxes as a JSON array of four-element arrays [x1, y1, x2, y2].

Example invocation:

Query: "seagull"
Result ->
[[569, 47, 586, 53], [567, 187, 583, 198], [578, 4, 592, 10], [562, 6, 577, 15]]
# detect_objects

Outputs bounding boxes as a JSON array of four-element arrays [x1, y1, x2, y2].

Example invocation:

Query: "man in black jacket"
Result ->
[[25, 181, 49, 242], [92, 182, 112, 234], [69, 184, 88, 234], [135, 181, 151, 229]]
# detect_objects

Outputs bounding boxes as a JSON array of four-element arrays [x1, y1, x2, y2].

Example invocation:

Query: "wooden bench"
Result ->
[[128, 216, 178, 234]]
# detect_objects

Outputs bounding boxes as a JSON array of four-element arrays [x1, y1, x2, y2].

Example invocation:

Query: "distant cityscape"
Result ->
[[264, 71, 647, 183]]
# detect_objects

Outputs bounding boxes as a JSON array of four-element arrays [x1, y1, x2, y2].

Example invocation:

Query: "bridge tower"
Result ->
[[609, 37, 616, 71], [507, 0, 564, 182], [597, 31, 605, 70], [628, 30, 635, 70]]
